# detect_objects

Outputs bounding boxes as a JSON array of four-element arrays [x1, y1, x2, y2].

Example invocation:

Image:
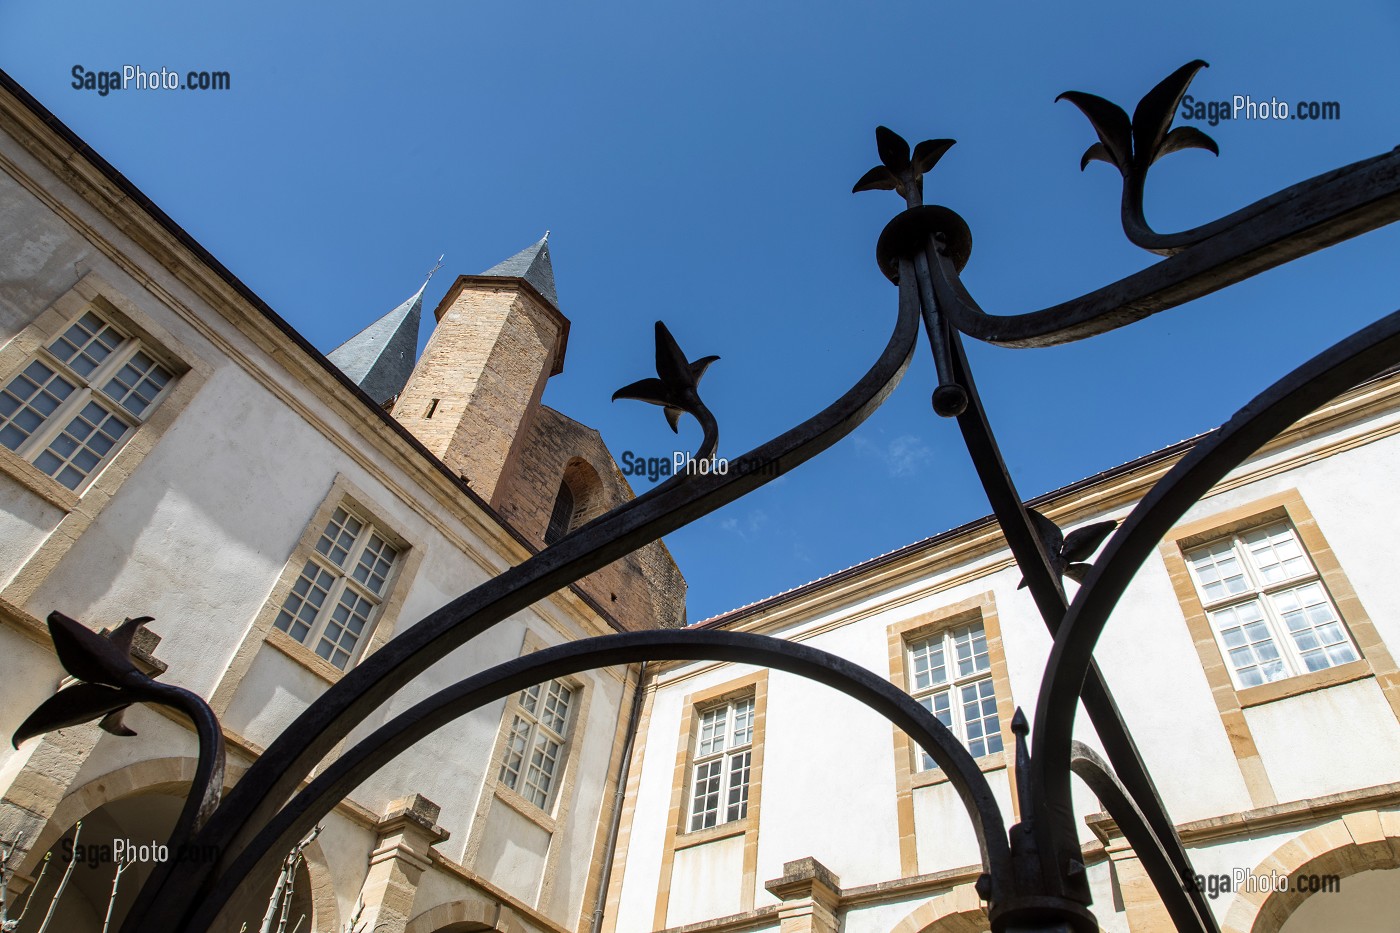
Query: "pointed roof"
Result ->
[[327, 282, 426, 404], [480, 234, 558, 309]]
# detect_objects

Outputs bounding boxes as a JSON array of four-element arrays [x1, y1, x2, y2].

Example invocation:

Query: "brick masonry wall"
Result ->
[[495, 406, 688, 630], [393, 279, 560, 501]]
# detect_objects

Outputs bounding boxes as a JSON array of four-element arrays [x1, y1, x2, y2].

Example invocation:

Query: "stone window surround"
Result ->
[[885, 592, 1017, 877], [686, 694, 755, 832], [496, 678, 579, 816], [209, 473, 423, 711], [653, 669, 770, 929], [1160, 488, 1400, 809], [271, 500, 407, 671], [459, 626, 595, 914], [0, 271, 211, 608]]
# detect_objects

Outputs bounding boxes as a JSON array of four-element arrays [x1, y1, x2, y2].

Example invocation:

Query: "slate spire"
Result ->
[[480, 232, 558, 309], [327, 279, 427, 406]]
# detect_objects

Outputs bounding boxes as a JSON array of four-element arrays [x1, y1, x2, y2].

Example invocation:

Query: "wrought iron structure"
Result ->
[[14, 60, 1400, 932]]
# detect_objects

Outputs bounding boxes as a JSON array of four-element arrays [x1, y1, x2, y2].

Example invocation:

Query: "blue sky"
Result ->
[[3, 1, 1398, 621]]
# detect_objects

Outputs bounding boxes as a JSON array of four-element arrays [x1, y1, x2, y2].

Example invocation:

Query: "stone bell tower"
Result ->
[[393, 235, 570, 503]]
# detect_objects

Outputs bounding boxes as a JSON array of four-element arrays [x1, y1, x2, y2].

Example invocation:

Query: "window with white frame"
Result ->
[[908, 621, 1003, 770], [688, 695, 754, 831], [0, 308, 175, 491], [1184, 520, 1359, 689], [273, 504, 401, 669], [499, 679, 575, 809]]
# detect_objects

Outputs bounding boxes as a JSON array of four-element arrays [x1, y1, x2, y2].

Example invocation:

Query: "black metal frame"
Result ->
[[13, 60, 1400, 932]]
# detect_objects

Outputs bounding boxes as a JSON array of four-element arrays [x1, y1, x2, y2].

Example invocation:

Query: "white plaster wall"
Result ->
[[756, 618, 904, 889], [615, 405, 1400, 929], [220, 649, 338, 751], [912, 770, 1015, 875], [1302, 427, 1400, 661], [312, 814, 379, 930], [0, 167, 99, 342], [28, 363, 385, 699], [0, 633, 63, 783], [474, 802, 551, 906], [842, 897, 924, 933], [0, 475, 63, 589], [1247, 679, 1400, 801], [666, 833, 745, 927]]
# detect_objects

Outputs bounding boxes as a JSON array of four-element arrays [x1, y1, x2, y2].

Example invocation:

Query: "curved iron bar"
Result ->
[[932, 148, 1400, 347], [1069, 743, 1214, 933], [139, 682, 226, 849], [188, 630, 1012, 933], [920, 237, 1213, 925], [125, 258, 926, 933], [860, 132, 1208, 928], [1028, 306, 1400, 906], [9, 613, 226, 856]]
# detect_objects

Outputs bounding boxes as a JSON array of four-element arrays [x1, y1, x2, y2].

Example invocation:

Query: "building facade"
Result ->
[[0, 70, 680, 933], [3, 67, 1400, 933], [603, 373, 1400, 933]]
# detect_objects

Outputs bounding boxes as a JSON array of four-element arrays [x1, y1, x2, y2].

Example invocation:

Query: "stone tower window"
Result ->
[[545, 479, 576, 545]]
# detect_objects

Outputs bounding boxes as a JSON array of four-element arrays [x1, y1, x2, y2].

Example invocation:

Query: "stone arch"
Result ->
[[19, 755, 244, 876], [404, 890, 508, 933], [889, 882, 989, 933], [17, 756, 337, 933], [1221, 810, 1400, 933]]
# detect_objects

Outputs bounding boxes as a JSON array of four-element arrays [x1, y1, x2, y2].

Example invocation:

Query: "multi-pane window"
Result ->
[[499, 680, 575, 809], [273, 505, 401, 669], [1185, 521, 1359, 689], [908, 621, 1003, 770], [0, 309, 174, 490], [688, 696, 754, 831]]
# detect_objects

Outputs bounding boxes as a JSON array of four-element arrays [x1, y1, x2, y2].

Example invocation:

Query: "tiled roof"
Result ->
[[481, 234, 558, 309], [327, 282, 425, 405]]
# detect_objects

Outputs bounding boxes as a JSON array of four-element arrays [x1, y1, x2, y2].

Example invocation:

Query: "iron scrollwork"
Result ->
[[11, 59, 1400, 933]]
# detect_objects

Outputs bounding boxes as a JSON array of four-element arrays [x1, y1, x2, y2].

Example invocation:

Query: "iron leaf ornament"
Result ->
[[12, 613, 159, 744], [1058, 60, 1227, 255], [1016, 508, 1118, 589], [1058, 60, 1218, 177], [852, 126, 955, 206], [612, 321, 719, 434], [14, 612, 227, 848]]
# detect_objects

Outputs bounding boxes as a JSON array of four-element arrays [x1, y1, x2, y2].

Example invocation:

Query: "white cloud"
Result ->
[[718, 509, 768, 539], [855, 433, 933, 477]]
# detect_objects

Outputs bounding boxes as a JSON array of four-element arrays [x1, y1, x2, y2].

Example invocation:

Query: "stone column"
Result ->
[[356, 794, 450, 933], [1103, 831, 1175, 932], [764, 857, 842, 933]]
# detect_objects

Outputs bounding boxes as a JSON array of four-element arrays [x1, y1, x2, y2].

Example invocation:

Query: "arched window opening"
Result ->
[[545, 479, 576, 545]]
